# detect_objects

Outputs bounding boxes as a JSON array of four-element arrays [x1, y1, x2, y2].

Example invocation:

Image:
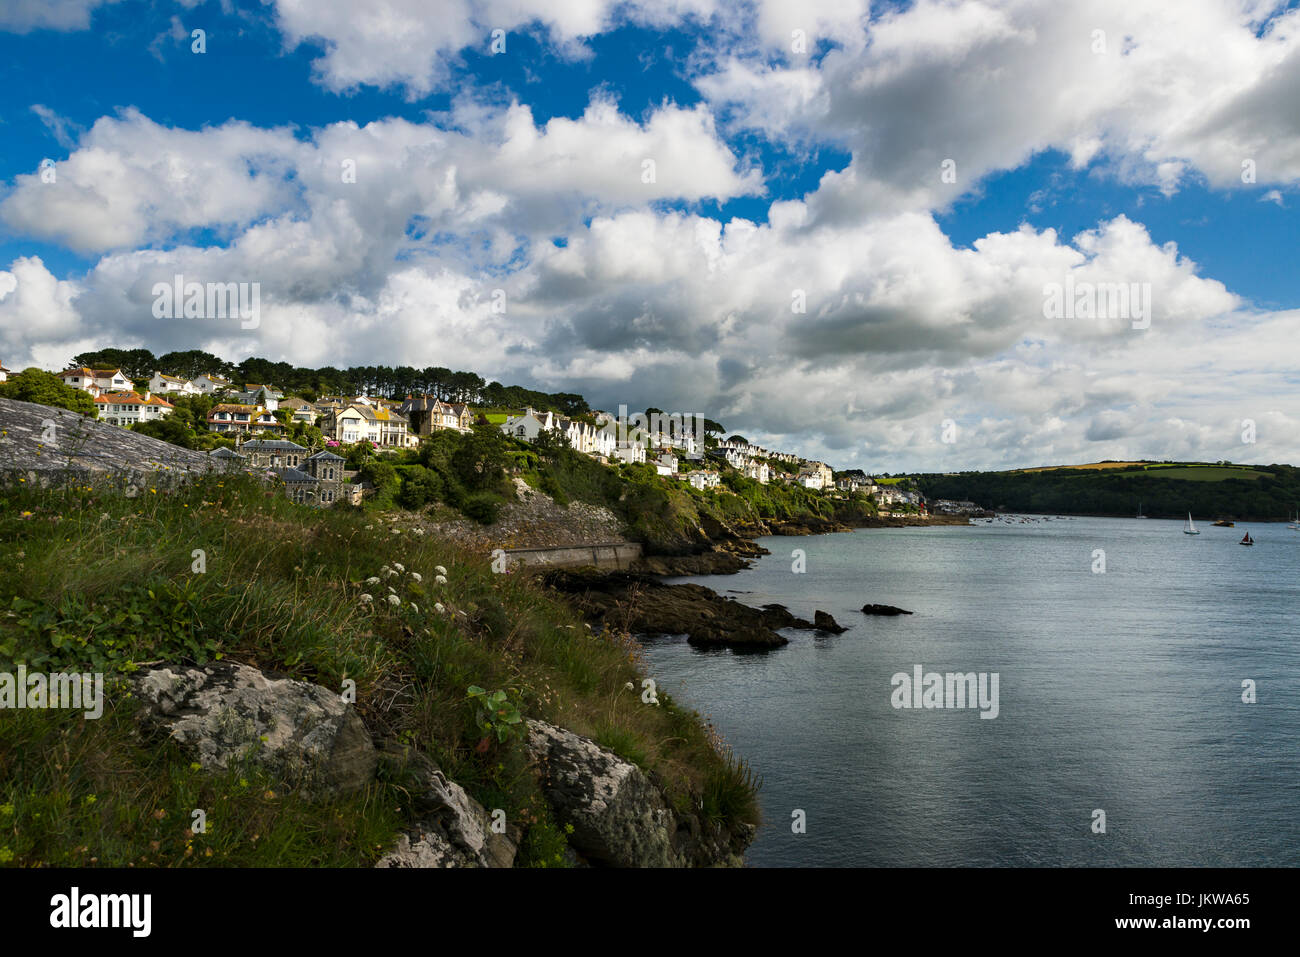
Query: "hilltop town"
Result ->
[[0, 354, 934, 518]]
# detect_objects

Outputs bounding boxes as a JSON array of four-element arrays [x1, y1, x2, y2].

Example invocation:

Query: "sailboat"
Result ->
[[1183, 513, 1199, 535], [1240, 531, 1254, 546], [1136, 502, 1148, 519]]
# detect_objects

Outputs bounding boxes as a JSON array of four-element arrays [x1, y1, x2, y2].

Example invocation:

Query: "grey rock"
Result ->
[[376, 748, 518, 868], [524, 719, 685, 868], [0, 396, 241, 490], [132, 661, 376, 799]]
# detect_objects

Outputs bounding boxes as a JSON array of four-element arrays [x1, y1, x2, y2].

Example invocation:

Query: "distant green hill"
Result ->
[[915, 461, 1300, 520]]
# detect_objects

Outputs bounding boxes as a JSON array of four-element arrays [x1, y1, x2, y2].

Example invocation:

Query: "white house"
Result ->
[[59, 366, 132, 396], [94, 391, 175, 426], [744, 460, 770, 484], [501, 409, 561, 443], [655, 452, 678, 476], [191, 373, 235, 394], [686, 470, 721, 490], [613, 440, 647, 465], [0, 359, 12, 383], [148, 372, 197, 396]]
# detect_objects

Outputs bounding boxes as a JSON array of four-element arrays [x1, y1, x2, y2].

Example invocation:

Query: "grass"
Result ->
[[0, 474, 759, 867]]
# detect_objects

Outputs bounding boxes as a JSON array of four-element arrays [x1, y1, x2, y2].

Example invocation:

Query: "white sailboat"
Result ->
[[1183, 512, 1200, 535]]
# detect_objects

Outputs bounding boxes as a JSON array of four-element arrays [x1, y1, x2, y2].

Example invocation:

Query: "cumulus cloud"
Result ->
[[2, 0, 1298, 470], [0, 0, 121, 33]]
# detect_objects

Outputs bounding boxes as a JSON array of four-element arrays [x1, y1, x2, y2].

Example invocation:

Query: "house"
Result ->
[[59, 366, 132, 396], [613, 440, 647, 465], [655, 452, 678, 476], [191, 373, 235, 394], [259, 450, 351, 507], [207, 447, 247, 470], [243, 383, 283, 400], [322, 403, 410, 448], [93, 391, 175, 426], [797, 471, 824, 490], [207, 403, 285, 434], [239, 439, 308, 469], [399, 396, 474, 436], [277, 397, 318, 425], [685, 470, 721, 490], [232, 386, 280, 411], [501, 409, 561, 443], [0, 360, 9, 382], [148, 372, 197, 396], [744, 460, 770, 484]]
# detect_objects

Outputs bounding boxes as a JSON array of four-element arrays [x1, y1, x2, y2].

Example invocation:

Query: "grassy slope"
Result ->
[[0, 475, 757, 867], [532, 449, 878, 553]]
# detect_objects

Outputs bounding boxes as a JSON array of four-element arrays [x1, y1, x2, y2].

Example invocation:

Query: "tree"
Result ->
[[453, 423, 509, 492], [132, 417, 195, 448], [71, 348, 157, 380], [0, 369, 96, 416]]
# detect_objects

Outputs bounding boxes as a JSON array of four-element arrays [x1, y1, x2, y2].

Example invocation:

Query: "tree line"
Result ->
[[67, 348, 589, 413]]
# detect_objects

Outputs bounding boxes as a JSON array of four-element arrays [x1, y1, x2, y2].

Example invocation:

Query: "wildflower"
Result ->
[[409, 603, 419, 614], [410, 572, 422, 582], [360, 594, 373, 603], [386, 594, 400, 606], [624, 682, 634, 691], [393, 562, 405, 572], [434, 565, 447, 576], [366, 576, 380, 586], [434, 575, 448, 585], [434, 602, 445, 614]]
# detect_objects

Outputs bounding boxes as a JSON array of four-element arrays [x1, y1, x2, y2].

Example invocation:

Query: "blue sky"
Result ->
[[1, 0, 1298, 470]]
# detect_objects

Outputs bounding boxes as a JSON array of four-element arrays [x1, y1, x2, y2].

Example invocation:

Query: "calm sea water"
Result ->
[[644, 516, 1300, 867]]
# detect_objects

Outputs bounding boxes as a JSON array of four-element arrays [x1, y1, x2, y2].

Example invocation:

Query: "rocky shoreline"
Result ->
[[536, 510, 963, 648], [543, 568, 845, 649]]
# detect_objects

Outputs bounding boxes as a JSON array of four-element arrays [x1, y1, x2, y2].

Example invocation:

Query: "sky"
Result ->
[[0, 0, 1298, 473]]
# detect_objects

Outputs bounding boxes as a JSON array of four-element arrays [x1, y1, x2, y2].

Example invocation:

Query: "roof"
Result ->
[[209, 403, 257, 414], [152, 372, 188, 383], [60, 366, 125, 379], [306, 450, 345, 461], [93, 391, 174, 407], [276, 467, 318, 483], [209, 447, 246, 459], [242, 439, 308, 452]]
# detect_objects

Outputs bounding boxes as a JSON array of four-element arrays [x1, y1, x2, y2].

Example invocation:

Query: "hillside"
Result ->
[[0, 400, 758, 868], [916, 461, 1300, 520]]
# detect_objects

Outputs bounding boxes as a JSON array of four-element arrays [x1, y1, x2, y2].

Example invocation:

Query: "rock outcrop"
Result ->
[[813, 610, 847, 633], [543, 569, 830, 649], [0, 396, 235, 489], [132, 662, 377, 799], [525, 719, 684, 867], [376, 748, 518, 868], [861, 603, 914, 616]]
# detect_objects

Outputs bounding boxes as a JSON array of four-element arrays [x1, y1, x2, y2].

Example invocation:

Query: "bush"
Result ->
[[396, 465, 443, 510], [460, 492, 503, 525]]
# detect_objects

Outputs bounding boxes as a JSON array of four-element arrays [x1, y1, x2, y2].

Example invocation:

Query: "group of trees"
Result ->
[[67, 348, 591, 413]]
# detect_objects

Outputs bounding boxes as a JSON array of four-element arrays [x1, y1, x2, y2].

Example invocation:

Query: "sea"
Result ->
[[642, 515, 1300, 867]]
